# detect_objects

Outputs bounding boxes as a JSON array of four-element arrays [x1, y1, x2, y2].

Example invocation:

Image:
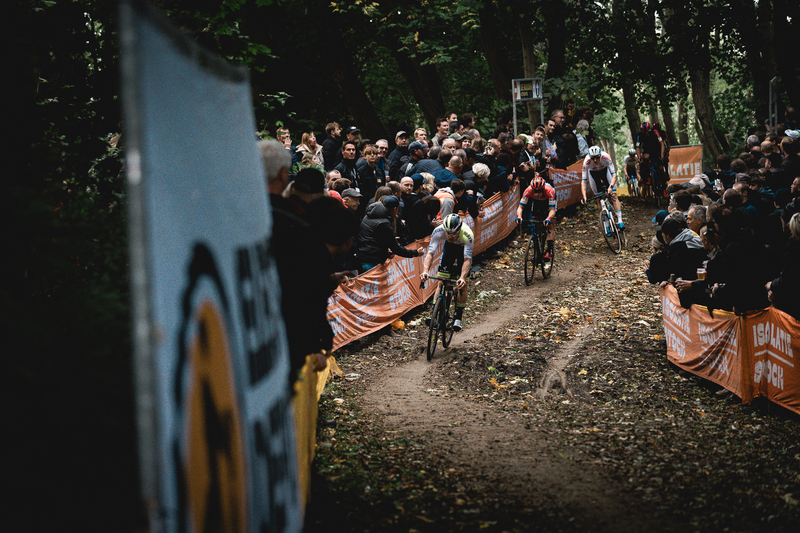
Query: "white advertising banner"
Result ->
[[121, 1, 301, 531]]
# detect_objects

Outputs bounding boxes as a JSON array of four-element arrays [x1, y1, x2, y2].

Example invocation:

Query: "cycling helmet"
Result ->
[[628, 149, 637, 157], [442, 213, 462, 234], [531, 176, 546, 190], [653, 122, 661, 131], [588, 146, 602, 158], [641, 121, 651, 131]]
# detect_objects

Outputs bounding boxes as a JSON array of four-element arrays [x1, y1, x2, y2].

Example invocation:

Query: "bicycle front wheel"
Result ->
[[523, 231, 537, 285], [601, 208, 622, 254], [427, 296, 443, 361], [540, 231, 553, 279], [441, 289, 455, 348]]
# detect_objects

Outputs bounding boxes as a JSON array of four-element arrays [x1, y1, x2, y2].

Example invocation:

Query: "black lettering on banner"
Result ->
[[236, 238, 280, 385], [253, 396, 296, 533]]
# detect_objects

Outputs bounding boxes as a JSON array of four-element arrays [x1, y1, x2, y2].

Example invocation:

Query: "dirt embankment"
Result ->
[[307, 199, 800, 533]]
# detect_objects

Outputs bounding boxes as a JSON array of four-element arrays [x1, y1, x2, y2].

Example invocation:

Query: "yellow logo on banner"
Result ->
[[186, 302, 247, 533]]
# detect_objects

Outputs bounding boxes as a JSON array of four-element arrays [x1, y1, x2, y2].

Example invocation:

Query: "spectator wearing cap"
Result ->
[[286, 167, 326, 216], [341, 188, 362, 213], [322, 122, 342, 171], [405, 140, 442, 176], [399, 140, 426, 177], [357, 195, 424, 272], [387, 131, 410, 181], [449, 132, 465, 149]]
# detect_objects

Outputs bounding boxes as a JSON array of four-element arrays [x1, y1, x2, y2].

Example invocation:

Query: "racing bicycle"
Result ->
[[522, 218, 554, 285], [588, 192, 626, 254], [421, 274, 457, 361]]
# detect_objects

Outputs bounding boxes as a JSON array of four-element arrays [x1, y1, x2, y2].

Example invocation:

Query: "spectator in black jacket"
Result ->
[[357, 195, 424, 272], [706, 206, 773, 314], [321, 122, 342, 171], [766, 211, 800, 318], [387, 131, 410, 181]]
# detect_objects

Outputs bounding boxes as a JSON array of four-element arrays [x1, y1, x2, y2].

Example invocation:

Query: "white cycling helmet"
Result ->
[[442, 213, 462, 233], [588, 146, 602, 158]]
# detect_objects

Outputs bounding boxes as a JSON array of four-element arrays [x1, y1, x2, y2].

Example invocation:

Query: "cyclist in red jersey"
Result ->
[[515, 175, 557, 261]]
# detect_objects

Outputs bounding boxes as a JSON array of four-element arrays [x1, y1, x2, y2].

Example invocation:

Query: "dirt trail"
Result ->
[[365, 236, 677, 531]]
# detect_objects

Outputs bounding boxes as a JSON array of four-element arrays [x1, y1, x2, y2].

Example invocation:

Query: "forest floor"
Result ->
[[305, 197, 800, 533]]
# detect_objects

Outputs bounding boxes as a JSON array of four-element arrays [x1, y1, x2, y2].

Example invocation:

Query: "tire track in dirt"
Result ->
[[365, 229, 677, 531]]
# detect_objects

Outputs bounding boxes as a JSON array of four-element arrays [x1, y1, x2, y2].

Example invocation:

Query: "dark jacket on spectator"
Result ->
[[770, 237, 800, 319], [707, 231, 773, 313], [322, 134, 342, 171], [358, 201, 418, 265], [388, 146, 410, 181]]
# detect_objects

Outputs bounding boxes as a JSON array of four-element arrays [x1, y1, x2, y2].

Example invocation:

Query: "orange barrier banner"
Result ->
[[548, 160, 583, 209], [740, 308, 800, 413], [660, 286, 800, 414], [668, 145, 704, 184], [660, 286, 744, 397], [327, 184, 519, 350]]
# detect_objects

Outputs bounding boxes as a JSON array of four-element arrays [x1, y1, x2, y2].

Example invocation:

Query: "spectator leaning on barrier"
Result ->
[[259, 140, 335, 389], [705, 205, 773, 314], [357, 195, 424, 272], [765, 211, 800, 319]]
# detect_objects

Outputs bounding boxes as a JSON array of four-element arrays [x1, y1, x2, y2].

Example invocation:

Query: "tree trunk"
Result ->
[[647, 96, 660, 126], [542, 7, 567, 112], [622, 81, 641, 145], [690, 68, 726, 159], [676, 80, 690, 145], [388, 46, 445, 132], [328, 49, 386, 142], [732, 0, 775, 118], [772, 0, 800, 110], [519, 17, 539, 130], [477, 6, 515, 101]]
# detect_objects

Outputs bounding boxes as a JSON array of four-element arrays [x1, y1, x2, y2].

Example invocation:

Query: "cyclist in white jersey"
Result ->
[[581, 145, 625, 231], [421, 213, 474, 331]]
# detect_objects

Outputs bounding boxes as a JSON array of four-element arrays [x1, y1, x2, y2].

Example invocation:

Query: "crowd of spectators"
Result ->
[[259, 107, 607, 384], [646, 120, 800, 320]]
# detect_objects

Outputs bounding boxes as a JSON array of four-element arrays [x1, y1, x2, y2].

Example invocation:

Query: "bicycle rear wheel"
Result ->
[[540, 231, 553, 278], [601, 207, 622, 253], [523, 231, 537, 285], [427, 296, 443, 361], [441, 289, 455, 348]]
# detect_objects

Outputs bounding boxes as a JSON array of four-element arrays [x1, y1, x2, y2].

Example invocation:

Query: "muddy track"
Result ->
[[363, 221, 679, 531]]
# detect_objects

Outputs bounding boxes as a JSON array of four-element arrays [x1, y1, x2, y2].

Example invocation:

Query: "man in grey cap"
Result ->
[[388, 130, 410, 181], [341, 187, 363, 213], [405, 140, 442, 176]]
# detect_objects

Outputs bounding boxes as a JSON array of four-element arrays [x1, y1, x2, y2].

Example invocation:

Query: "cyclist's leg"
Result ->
[[608, 167, 623, 227], [445, 243, 467, 330]]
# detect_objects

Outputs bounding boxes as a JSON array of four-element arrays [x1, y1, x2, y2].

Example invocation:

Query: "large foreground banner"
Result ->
[[660, 287, 800, 414], [121, 1, 301, 531]]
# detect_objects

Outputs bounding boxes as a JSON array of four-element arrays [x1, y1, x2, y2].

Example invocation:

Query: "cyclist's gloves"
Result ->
[[515, 217, 522, 224], [544, 218, 552, 226]]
